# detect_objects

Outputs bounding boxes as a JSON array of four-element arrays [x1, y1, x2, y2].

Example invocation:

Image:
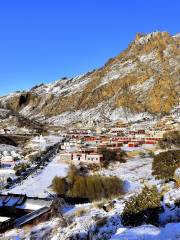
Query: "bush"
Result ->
[[67, 164, 80, 184], [15, 169, 21, 176], [98, 148, 126, 167], [159, 131, 180, 149], [69, 175, 123, 200], [96, 217, 108, 227], [121, 186, 161, 227], [148, 150, 155, 158], [14, 162, 30, 175], [88, 163, 100, 172], [7, 177, 12, 183], [75, 208, 87, 217], [52, 166, 124, 201], [152, 150, 180, 180], [175, 198, 180, 207], [52, 176, 67, 195], [139, 152, 146, 158]]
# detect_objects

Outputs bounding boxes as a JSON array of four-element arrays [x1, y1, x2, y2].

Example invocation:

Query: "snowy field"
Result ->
[[5, 155, 69, 197], [102, 156, 159, 193]]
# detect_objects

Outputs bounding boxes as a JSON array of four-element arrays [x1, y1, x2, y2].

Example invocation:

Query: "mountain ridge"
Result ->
[[0, 31, 179, 126]]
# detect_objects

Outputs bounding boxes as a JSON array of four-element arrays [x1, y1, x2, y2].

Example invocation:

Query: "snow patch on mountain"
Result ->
[[130, 77, 155, 93], [99, 60, 137, 87], [33, 75, 92, 97], [44, 104, 154, 126], [135, 31, 167, 45], [138, 51, 157, 63]]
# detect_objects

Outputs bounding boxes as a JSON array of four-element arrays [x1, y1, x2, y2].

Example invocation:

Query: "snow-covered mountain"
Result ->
[[0, 31, 179, 126]]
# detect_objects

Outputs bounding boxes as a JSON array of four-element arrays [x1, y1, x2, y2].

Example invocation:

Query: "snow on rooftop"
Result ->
[[18, 199, 51, 211], [0, 216, 11, 223]]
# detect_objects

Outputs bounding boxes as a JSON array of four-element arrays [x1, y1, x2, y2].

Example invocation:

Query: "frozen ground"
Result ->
[[1, 145, 179, 240], [102, 155, 159, 193], [5, 155, 69, 197], [2, 198, 180, 240], [110, 223, 180, 240]]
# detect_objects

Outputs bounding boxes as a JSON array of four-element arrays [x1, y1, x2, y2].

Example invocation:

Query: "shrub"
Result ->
[[14, 162, 30, 175], [52, 166, 124, 201], [96, 217, 108, 227], [88, 163, 100, 172], [152, 150, 180, 179], [15, 169, 21, 176], [121, 186, 161, 226], [69, 175, 123, 200], [159, 131, 180, 149], [67, 165, 80, 184], [148, 150, 155, 158], [52, 176, 67, 195], [98, 148, 126, 167], [174, 198, 180, 207], [7, 177, 12, 183], [75, 208, 87, 217], [139, 152, 146, 158]]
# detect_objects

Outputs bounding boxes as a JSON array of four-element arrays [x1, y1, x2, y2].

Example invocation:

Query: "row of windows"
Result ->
[[87, 157, 99, 161]]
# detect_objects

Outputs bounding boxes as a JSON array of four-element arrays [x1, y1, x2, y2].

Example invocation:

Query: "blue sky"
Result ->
[[0, 0, 179, 96]]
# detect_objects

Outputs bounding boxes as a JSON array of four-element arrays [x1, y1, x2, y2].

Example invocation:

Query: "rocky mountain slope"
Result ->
[[0, 31, 179, 126]]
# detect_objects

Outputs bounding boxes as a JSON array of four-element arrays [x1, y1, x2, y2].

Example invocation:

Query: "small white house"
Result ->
[[60, 152, 103, 165], [85, 154, 103, 164]]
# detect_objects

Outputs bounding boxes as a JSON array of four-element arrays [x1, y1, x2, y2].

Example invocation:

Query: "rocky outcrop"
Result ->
[[0, 31, 179, 126]]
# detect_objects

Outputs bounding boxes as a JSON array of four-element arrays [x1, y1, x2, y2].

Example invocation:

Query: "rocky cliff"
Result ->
[[0, 31, 179, 126]]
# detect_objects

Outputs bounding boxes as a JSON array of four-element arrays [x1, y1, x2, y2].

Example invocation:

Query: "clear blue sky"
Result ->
[[0, 0, 179, 96]]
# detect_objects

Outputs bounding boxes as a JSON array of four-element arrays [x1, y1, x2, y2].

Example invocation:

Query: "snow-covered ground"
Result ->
[[1, 143, 179, 240], [4, 155, 69, 197], [110, 223, 180, 240], [102, 155, 159, 193], [2, 196, 180, 240]]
